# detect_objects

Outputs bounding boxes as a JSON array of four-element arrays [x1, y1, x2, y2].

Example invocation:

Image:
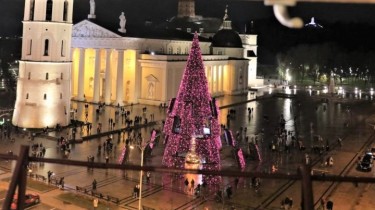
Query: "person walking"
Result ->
[[328, 156, 334, 167], [184, 178, 189, 192], [190, 179, 195, 193], [59, 177, 65, 189], [146, 171, 151, 184], [92, 179, 97, 191], [234, 177, 239, 189], [326, 200, 333, 210]]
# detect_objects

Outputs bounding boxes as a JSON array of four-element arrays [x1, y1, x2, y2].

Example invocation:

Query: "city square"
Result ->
[[1, 0, 375, 210]]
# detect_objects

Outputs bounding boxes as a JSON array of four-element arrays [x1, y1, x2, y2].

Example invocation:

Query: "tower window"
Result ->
[[27, 40, 32, 55], [28, 72, 31, 80], [60, 93, 62, 99], [63, 0, 68, 21], [46, 0, 53, 21], [29, 0, 35, 21], [60, 73, 63, 80], [44, 94, 47, 100], [61, 40, 65, 57], [44, 39, 49, 56], [26, 93, 29, 99], [46, 73, 49, 80]]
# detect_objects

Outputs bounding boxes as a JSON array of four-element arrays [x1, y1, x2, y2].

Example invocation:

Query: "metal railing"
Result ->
[[2, 145, 375, 210]]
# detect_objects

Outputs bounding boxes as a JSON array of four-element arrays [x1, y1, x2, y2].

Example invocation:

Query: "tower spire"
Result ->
[[221, 5, 232, 30]]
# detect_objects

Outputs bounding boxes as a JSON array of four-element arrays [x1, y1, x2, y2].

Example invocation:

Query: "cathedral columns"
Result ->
[[215, 65, 221, 94], [93, 48, 101, 103], [115, 49, 124, 106], [217, 65, 223, 93], [104, 49, 112, 105], [77, 48, 86, 101]]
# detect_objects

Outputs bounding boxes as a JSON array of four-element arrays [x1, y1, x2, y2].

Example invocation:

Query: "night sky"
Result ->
[[1, 0, 375, 64], [2, 0, 375, 36]]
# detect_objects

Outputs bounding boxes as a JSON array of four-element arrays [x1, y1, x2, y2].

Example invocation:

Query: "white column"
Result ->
[[104, 49, 112, 105], [215, 66, 221, 93], [219, 65, 223, 92], [77, 48, 85, 101], [71, 48, 75, 97], [93, 49, 101, 103], [211, 66, 214, 93], [115, 49, 124, 106]]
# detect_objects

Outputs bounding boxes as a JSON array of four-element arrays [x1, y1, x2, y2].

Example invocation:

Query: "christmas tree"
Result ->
[[162, 33, 221, 184]]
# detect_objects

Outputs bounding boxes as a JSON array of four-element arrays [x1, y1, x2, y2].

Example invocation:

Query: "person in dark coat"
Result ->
[[92, 179, 97, 191], [326, 200, 333, 210]]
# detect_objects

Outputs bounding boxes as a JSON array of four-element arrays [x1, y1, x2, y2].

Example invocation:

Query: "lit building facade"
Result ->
[[13, 0, 74, 128], [70, 1, 259, 106]]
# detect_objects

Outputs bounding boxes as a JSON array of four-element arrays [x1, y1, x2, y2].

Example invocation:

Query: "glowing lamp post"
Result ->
[[130, 139, 147, 210]]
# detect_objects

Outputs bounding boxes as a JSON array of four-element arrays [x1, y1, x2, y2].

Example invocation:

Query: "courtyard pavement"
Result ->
[[1, 87, 375, 210]]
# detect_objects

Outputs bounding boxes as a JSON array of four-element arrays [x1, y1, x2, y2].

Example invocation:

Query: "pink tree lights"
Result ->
[[162, 33, 221, 184]]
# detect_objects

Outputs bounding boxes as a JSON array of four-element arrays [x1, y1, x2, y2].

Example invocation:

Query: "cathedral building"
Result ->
[[70, 0, 260, 106]]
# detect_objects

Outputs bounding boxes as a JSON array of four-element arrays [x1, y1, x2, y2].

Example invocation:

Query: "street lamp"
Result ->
[[130, 139, 147, 210]]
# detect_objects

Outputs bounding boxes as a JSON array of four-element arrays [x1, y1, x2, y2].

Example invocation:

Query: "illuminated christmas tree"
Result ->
[[162, 33, 221, 184]]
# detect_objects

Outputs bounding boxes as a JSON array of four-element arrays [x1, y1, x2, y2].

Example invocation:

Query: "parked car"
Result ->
[[10, 193, 40, 210], [370, 147, 375, 159], [358, 153, 374, 172]]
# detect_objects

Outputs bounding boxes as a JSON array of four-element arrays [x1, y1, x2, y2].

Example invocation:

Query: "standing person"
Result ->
[[47, 171, 53, 183], [226, 185, 232, 199], [133, 185, 138, 198], [326, 200, 333, 210], [184, 178, 189, 192], [318, 198, 326, 210], [190, 179, 195, 193], [146, 171, 151, 184], [92, 179, 97, 191], [59, 177, 65, 189], [328, 156, 334, 167], [234, 177, 239, 189]]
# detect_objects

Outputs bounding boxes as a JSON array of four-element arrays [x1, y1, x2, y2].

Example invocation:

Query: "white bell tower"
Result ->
[[13, 0, 74, 128]]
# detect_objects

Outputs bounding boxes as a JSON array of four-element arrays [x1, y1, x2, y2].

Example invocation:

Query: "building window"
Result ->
[[28, 72, 31, 80], [187, 28, 191, 33], [26, 93, 29, 99], [177, 47, 181, 54], [27, 40, 32, 55], [168, 47, 173, 54], [29, 0, 35, 20], [63, 0, 68, 21], [46, 73, 49, 80], [185, 47, 189, 54], [46, 0, 53, 21], [44, 94, 47, 100], [60, 73, 63, 80], [44, 39, 49, 56], [61, 40, 65, 57], [199, 28, 204, 33], [60, 93, 62, 99]]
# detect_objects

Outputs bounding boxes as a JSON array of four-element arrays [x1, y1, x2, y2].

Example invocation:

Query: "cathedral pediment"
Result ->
[[145, 74, 159, 82], [72, 20, 122, 38]]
